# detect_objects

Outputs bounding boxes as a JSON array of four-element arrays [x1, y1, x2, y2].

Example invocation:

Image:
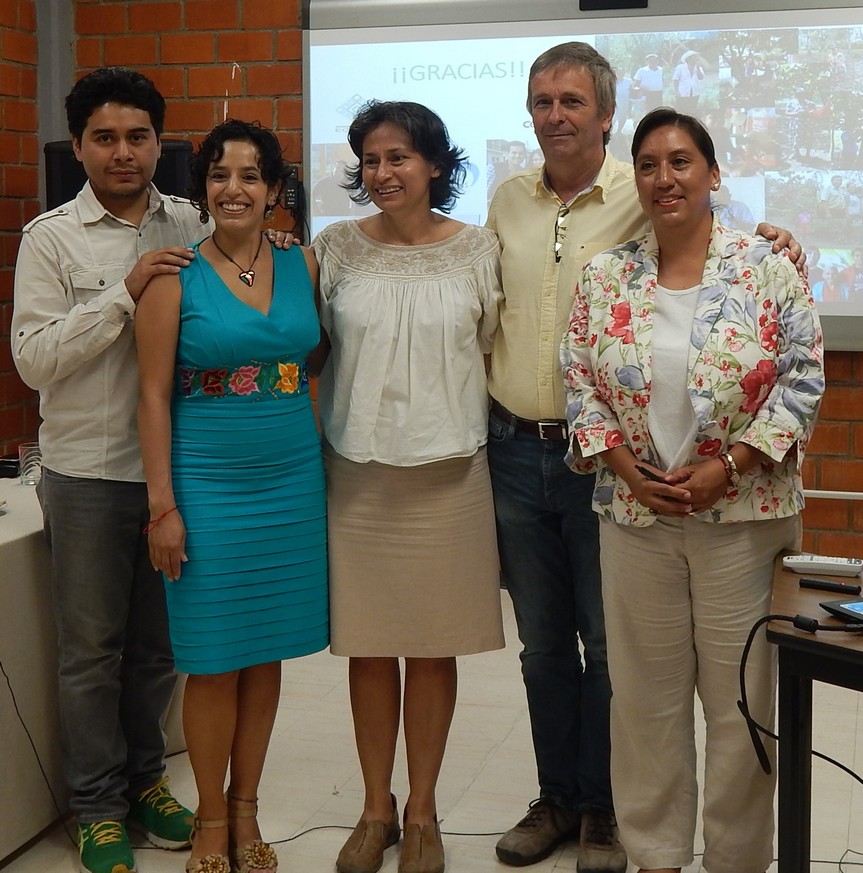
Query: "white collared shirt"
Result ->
[[12, 182, 208, 481]]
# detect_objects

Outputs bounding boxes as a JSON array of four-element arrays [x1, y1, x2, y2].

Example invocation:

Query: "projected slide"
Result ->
[[307, 11, 863, 343]]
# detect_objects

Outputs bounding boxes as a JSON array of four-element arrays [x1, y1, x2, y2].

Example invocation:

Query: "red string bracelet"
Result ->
[[143, 506, 178, 534]]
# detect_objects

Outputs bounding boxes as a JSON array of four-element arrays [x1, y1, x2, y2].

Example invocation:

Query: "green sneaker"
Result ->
[[77, 821, 135, 873], [127, 777, 193, 849]]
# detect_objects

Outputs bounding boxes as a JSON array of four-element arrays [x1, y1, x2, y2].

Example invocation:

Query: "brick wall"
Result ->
[[0, 0, 39, 456], [802, 351, 863, 557], [74, 0, 303, 168], [0, 0, 305, 456]]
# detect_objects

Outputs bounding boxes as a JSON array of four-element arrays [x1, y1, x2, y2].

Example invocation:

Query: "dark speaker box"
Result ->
[[43, 139, 194, 209]]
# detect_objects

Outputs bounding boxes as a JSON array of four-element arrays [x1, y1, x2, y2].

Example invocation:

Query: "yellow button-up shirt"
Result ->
[[487, 152, 648, 421]]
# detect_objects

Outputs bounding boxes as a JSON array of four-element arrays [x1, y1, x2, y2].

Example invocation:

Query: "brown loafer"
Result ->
[[336, 795, 400, 873], [398, 819, 444, 873]]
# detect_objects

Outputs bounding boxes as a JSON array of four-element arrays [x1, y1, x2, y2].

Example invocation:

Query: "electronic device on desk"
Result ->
[[820, 599, 863, 623], [783, 554, 863, 577], [800, 577, 862, 595]]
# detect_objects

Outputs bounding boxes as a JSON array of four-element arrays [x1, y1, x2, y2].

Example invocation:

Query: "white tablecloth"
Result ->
[[0, 478, 66, 861], [0, 479, 185, 862]]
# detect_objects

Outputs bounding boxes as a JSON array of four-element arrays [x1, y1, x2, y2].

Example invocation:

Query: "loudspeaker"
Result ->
[[43, 139, 194, 210]]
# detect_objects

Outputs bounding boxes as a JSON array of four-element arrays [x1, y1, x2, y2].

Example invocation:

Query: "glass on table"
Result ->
[[18, 442, 41, 486]]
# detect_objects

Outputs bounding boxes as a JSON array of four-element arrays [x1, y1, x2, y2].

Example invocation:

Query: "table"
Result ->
[[0, 479, 186, 863], [0, 478, 66, 861], [767, 556, 863, 873]]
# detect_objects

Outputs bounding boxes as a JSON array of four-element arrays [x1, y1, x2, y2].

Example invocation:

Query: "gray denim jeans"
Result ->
[[38, 469, 176, 821]]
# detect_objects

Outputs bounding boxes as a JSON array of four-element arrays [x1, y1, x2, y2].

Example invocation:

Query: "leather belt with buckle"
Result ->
[[490, 399, 569, 441]]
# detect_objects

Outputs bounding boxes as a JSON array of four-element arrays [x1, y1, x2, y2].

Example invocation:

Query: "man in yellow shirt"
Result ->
[[487, 42, 798, 873], [487, 41, 638, 873]]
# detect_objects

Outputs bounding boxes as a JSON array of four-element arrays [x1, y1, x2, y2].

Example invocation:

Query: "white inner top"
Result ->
[[648, 282, 700, 471]]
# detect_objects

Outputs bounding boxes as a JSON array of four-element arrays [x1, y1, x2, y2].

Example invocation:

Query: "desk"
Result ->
[[0, 479, 186, 863], [767, 558, 863, 873], [0, 478, 66, 861]]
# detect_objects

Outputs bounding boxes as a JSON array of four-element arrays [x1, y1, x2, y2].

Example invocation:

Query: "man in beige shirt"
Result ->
[[487, 42, 636, 873], [487, 42, 798, 873]]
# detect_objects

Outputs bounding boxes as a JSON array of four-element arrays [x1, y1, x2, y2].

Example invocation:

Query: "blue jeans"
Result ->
[[38, 469, 176, 821], [487, 411, 612, 813]]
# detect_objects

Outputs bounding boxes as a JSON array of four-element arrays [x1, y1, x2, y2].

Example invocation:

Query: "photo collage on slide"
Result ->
[[309, 20, 863, 303], [598, 25, 863, 303]]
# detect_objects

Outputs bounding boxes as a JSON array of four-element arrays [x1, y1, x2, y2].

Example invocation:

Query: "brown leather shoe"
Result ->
[[577, 809, 627, 873], [398, 819, 444, 873], [336, 796, 400, 873], [495, 798, 580, 866]]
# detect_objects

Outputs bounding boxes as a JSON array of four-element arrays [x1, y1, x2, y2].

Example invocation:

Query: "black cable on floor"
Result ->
[[4, 637, 862, 866], [0, 655, 77, 848]]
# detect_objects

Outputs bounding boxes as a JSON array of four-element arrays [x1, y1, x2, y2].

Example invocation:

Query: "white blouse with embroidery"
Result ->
[[313, 220, 502, 466]]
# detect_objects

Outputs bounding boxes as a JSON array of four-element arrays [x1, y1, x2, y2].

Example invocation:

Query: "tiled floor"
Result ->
[[4, 594, 862, 872]]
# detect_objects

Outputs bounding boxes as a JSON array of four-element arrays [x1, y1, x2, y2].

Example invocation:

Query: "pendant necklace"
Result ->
[[211, 232, 264, 287]]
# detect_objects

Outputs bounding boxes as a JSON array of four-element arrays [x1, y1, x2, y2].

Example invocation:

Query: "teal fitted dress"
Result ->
[[164, 244, 328, 675]]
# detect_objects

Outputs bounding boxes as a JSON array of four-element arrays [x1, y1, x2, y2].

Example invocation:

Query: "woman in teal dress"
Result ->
[[137, 120, 327, 873]]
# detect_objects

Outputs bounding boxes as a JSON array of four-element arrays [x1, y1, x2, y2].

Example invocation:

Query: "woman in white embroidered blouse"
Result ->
[[312, 100, 504, 873], [560, 109, 824, 873]]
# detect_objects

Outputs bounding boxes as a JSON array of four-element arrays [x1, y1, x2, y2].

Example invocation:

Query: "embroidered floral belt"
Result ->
[[177, 360, 309, 399]]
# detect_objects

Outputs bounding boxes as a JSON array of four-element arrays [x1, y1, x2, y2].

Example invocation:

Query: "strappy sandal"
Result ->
[[227, 793, 278, 873], [185, 816, 231, 873]]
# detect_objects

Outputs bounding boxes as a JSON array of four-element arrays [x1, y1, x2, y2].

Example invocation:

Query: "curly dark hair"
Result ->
[[187, 119, 295, 223], [66, 67, 165, 141], [343, 100, 467, 213]]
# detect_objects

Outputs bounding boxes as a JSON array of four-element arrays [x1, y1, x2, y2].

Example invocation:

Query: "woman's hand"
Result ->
[[147, 510, 188, 582], [626, 463, 694, 517], [668, 459, 729, 514]]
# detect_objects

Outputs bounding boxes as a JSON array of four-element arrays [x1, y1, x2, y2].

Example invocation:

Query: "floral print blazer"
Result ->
[[560, 218, 825, 527]]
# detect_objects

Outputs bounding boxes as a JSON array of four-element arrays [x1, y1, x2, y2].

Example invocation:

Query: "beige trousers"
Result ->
[[600, 514, 801, 873]]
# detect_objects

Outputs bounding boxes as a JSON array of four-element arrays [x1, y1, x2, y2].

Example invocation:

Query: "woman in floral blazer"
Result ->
[[560, 109, 823, 873]]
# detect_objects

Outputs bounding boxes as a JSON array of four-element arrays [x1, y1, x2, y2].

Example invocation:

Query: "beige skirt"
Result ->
[[324, 444, 505, 657]]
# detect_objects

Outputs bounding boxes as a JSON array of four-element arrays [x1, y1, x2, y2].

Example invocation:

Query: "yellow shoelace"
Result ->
[[81, 821, 124, 848], [137, 777, 185, 816]]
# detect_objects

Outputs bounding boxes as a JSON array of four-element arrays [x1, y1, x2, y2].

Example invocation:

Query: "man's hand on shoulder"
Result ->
[[756, 222, 807, 276], [264, 229, 297, 249], [125, 247, 195, 301]]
